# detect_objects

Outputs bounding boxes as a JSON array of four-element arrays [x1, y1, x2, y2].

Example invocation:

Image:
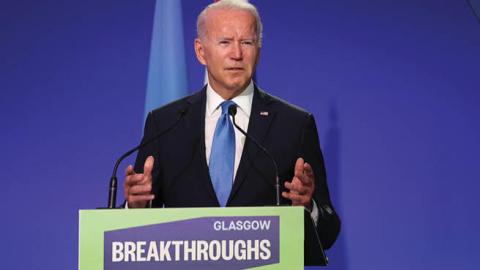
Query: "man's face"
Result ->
[[195, 8, 260, 99]]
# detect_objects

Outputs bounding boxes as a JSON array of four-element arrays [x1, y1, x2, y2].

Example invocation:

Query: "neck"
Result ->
[[209, 82, 251, 100]]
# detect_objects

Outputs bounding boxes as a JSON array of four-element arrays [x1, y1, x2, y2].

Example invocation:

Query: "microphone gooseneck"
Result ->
[[228, 104, 281, 206], [107, 105, 189, 208]]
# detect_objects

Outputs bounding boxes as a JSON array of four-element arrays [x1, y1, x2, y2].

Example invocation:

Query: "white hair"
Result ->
[[197, 0, 263, 47]]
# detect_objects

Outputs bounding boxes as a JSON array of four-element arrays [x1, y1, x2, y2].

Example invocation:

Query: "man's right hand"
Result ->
[[124, 156, 155, 208]]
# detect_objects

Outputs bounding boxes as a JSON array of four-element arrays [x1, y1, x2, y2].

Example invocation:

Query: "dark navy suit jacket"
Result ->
[[134, 85, 340, 249]]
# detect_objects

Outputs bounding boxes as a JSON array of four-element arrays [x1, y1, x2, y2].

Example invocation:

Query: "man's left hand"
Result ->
[[282, 157, 315, 209]]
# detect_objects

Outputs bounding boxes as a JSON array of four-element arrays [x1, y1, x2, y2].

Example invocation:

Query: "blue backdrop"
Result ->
[[1, 0, 479, 269]]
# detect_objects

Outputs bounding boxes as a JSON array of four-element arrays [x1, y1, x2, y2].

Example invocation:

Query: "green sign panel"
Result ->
[[79, 206, 304, 270]]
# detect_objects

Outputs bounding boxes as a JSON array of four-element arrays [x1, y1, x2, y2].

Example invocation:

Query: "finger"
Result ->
[[282, 191, 309, 206], [299, 163, 314, 186], [284, 181, 296, 194], [303, 162, 314, 180], [125, 165, 135, 176], [128, 194, 155, 203], [281, 191, 298, 202], [128, 183, 152, 195], [143, 156, 154, 176], [294, 157, 304, 178], [303, 162, 314, 177], [285, 179, 304, 193], [125, 173, 145, 186], [124, 176, 150, 202], [285, 179, 309, 195]]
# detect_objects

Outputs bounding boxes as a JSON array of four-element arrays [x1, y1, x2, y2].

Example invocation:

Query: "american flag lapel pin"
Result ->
[[260, 111, 269, 116]]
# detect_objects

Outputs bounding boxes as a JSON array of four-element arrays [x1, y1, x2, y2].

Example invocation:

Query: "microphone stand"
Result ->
[[228, 105, 281, 206]]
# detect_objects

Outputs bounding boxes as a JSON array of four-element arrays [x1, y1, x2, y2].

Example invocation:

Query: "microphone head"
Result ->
[[228, 104, 237, 116]]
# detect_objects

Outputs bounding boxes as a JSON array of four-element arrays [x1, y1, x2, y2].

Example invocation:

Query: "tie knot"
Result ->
[[220, 100, 236, 115]]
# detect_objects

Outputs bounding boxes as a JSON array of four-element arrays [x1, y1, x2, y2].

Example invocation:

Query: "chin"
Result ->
[[231, 78, 250, 87], [228, 82, 248, 91]]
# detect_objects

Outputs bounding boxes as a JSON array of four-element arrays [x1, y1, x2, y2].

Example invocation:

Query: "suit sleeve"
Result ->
[[299, 113, 341, 249]]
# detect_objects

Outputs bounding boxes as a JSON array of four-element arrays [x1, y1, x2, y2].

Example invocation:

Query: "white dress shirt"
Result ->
[[205, 81, 254, 179]]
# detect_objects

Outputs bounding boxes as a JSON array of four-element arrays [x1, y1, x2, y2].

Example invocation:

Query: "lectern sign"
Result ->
[[79, 207, 304, 270], [104, 216, 279, 270]]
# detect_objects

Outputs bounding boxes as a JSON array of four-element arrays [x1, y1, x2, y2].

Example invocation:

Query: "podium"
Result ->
[[79, 206, 324, 269]]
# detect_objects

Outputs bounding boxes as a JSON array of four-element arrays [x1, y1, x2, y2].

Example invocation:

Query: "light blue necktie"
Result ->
[[209, 100, 236, 207]]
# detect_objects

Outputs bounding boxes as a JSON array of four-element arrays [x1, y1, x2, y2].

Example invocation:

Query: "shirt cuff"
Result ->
[[306, 199, 319, 227], [125, 201, 153, 209]]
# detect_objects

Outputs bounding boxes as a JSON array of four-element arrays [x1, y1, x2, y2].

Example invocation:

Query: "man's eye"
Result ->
[[219, 40, 230, 45], [241, 40, 255, 46]]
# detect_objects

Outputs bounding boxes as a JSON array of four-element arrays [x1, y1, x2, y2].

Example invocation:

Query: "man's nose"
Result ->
[[230, 42, 243, 60]]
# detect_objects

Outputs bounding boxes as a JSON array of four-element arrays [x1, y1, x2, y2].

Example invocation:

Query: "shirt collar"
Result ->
[[206, 80, 254, 117]]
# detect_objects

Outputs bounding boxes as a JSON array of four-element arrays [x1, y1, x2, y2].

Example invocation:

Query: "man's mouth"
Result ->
[[225, 67, 244, 71]]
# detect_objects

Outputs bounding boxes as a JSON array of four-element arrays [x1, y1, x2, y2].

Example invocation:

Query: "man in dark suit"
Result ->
[[124, 0, 340, 250]]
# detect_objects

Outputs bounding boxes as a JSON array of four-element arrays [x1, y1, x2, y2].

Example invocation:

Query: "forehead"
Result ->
[[204, 8, 257, 36]]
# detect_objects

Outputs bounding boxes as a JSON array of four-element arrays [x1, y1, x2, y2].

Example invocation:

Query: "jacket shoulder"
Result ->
[[256, 87, 312, 119], [144, 89, 204, 131], [149, 92, 196, 117]]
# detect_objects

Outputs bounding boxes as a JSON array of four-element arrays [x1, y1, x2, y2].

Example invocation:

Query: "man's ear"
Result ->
[[194, 38, 207, 66]]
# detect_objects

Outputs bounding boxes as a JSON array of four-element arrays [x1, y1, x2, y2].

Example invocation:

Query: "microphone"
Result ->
[[228, 105, 281, 206], [107, 105, 189, 208]]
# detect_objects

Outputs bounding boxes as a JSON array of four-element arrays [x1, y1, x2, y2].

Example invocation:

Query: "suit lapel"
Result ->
[[185, 88, 220, 205], [228, 86, 276, 203]]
